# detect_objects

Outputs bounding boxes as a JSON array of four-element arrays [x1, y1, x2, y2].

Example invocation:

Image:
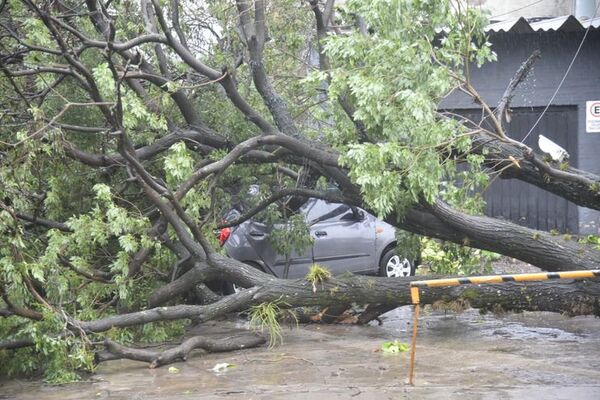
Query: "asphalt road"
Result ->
[[2, 306, 600, 400]]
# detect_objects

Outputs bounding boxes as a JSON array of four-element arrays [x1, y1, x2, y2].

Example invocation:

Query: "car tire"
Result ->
[[379, 249, 415, 278]]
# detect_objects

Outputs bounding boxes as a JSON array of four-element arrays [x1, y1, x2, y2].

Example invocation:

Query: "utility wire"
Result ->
[[490, 0, 546, 20], [521, 2, 600, 144]]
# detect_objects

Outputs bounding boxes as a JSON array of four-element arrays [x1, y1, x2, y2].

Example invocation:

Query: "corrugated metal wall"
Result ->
[[457, 107, 579, 233]]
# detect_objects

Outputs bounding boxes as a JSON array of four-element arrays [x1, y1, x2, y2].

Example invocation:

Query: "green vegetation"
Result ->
[[305, 264, 333, 292], [249, 298, 297, 348], [267, 214, 315, 278], [421, 238, 498, 275], [381, 340, 410, 354], [2, 0, 577, 381], [580, 235, 600, 250], [325, 0, 494, 217]]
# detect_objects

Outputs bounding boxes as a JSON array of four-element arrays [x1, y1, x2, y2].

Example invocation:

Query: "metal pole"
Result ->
[[408, 302, 420, 385], [408, 286, 421, 385]]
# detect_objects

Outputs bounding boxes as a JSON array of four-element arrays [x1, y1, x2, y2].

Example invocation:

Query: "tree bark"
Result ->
[[473, 132, 600, 211], [97, 334, 266, 368], [390, 200, 600, 272], [2, 265, 599, 351]]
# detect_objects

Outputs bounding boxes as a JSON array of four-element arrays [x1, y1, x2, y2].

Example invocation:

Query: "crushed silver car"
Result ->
[[218, 198, 417, 290]]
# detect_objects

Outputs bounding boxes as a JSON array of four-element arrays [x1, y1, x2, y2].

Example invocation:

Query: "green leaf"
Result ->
[[381, 340, 410, 354]]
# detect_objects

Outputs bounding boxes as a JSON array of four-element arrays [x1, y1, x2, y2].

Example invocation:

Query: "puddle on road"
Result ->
[[379, 306, 595, 343], [2, 309, 600, 399]]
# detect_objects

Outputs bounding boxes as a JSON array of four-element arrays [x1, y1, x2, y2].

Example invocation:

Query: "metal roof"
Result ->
[[485, 15, 600, 33]]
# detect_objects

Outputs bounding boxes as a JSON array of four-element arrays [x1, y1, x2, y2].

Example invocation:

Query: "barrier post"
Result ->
[[408, 286, 420, 385]]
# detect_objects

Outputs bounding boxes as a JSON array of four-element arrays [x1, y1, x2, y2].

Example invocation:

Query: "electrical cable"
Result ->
[[521, 2, 600, 144], [490, 0, 546, 20]]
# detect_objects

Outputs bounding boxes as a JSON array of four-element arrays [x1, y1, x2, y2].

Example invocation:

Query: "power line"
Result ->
[[490, 0, 546, 20], [521, 2, 600, 144]]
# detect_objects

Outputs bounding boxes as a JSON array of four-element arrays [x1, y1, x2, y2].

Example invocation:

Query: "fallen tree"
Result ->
[[3, 264, 599, 365], [1, 0, 599, 379]]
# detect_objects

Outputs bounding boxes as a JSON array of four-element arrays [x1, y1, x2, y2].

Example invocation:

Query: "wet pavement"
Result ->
[[2, 307, 600, 399]]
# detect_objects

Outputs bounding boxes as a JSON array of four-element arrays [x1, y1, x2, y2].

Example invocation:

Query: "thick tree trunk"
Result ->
[[388, 200, 600, 272], [3, 262, 599, 351], [75, 272, 600, 329]]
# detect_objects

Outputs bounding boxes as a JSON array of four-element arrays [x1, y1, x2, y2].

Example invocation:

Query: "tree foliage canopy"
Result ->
[[1, 0, 599, 382]]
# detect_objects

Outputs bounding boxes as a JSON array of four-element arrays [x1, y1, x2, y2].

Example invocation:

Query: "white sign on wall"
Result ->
[[587, 101, 600, 133]]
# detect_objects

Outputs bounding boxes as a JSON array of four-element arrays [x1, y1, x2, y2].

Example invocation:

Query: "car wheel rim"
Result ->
[[385, 255, 412, 277]]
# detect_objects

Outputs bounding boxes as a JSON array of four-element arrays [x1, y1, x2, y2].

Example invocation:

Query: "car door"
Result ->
[[243, 220, 314, 279], [308, 200, 376, 275]]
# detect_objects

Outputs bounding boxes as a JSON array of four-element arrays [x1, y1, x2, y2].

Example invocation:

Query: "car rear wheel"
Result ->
[[379, 249, 415, 277]]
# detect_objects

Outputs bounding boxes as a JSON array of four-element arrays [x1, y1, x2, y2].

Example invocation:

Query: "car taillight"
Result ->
[[219, 227, 231, 246]]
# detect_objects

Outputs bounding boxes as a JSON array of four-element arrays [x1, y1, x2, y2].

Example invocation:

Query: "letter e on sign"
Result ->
[[586, 101, 600, 133]]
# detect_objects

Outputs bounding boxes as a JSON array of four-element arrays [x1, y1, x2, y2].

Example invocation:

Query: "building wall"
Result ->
[[441, 30, 600, 234], [468, 0, 572, 19]]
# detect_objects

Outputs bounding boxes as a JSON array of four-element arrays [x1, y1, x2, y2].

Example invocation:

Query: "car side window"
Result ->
[[303, 200, 332, 222], [339, 208, 358, 221], [303, 200, 355, 224]]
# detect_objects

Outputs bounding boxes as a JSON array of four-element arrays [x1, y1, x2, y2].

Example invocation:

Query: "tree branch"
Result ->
[[236, 0, 300, 137], [421, 198, 600, 271], [495, 50, 541, 123], [98, 333, 266, 367], [4, 272, 599, 350], [217, 187, 349, 228], [16, 213, 72, 232]]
